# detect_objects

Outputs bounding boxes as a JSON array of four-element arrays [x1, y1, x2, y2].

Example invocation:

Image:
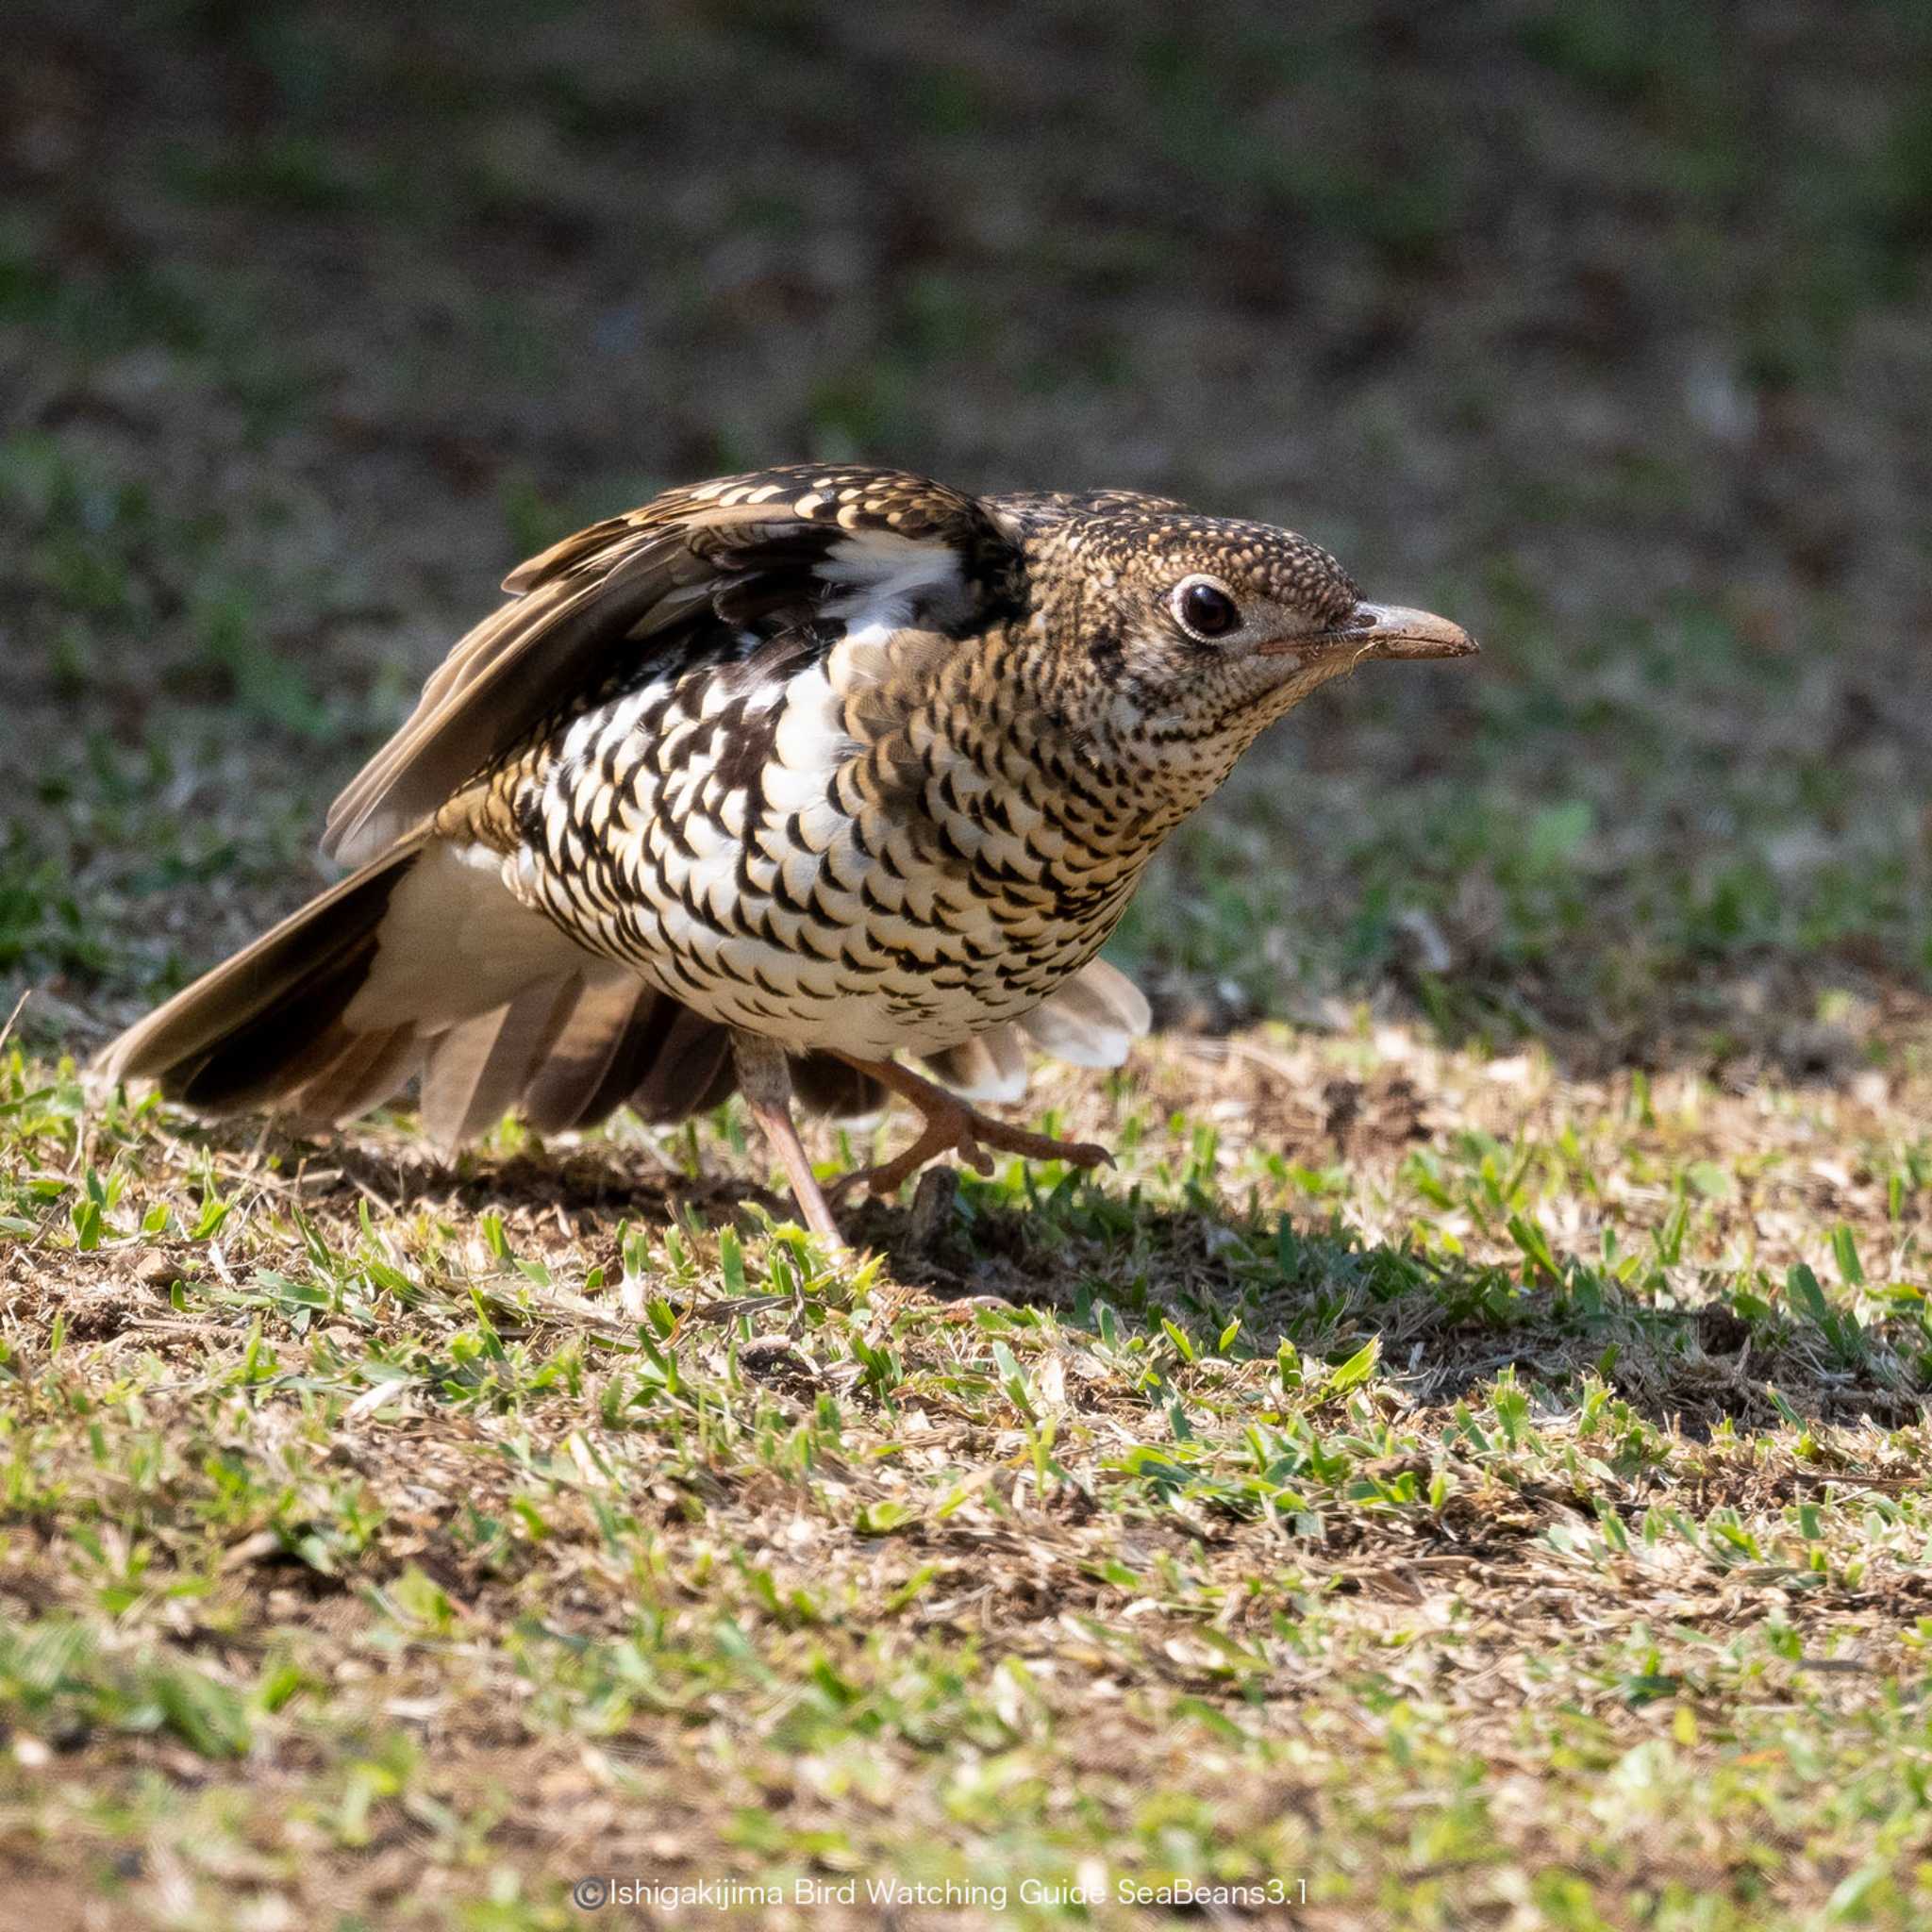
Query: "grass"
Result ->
[[3, 1032, 1929, 1926], [3, 0, 1931, 1924]]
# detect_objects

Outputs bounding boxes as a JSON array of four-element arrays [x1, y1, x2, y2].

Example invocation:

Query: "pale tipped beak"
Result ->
[[1259, 602, 1479, 663], [1329, 603, 1479, 661]]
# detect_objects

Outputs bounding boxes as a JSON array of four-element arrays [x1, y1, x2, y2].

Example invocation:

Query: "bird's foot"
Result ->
[[730, 1029, 847, 1246], [828, 1053, 1112, 1202]]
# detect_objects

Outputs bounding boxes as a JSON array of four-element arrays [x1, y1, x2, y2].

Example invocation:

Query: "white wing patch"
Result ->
[[818, 527, 968, 627]]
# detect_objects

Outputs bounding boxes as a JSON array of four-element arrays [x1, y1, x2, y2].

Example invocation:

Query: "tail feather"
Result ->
[[192, 1010, 376, 1120], [98, 841, 425, 1111], [420, 974, 581, 1151], [284, 1027, 424, 1130], [521, 976, 661, 1134], [523, 986, 743, 1131], [1017, 956, 1150, 1068], [791, 1054, 888, 1117], [627, 1003, 737, 1122]]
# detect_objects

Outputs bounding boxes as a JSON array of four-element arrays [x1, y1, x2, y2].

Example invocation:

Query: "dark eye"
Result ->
[[1173, 576, 1241, 641]]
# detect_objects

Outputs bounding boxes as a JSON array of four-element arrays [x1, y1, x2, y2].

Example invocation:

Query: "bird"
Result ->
[[97, 464, 1476, 1241]]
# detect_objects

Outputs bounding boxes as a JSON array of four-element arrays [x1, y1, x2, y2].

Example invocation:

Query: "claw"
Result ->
[[827, 1051, 1112, 1203]]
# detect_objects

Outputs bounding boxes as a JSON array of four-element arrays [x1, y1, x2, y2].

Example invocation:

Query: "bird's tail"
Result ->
[[95, 837, 1154, 1151], [97, 837, 432, 1130], [93, 836, 745, 1149]]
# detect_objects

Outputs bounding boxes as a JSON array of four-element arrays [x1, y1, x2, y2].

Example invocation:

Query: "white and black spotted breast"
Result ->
[[504, 650, 910, 1054], [499, 621, 1135, 1058], [451, 494, 1152, 1059]]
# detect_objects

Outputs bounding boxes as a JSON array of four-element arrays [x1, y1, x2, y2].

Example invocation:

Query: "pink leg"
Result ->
[[730, 1031, 844, 1243], [829, 1052, 1112, 1198]]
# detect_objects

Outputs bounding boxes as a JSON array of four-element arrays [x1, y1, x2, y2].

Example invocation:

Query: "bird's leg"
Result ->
[[828, 1052, 1113, 1199], [728, 1030, 844, 1244]]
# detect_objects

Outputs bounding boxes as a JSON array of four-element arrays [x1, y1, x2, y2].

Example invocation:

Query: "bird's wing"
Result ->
[[324, 465, 1024, 865], [984, 486, 1191, 534]]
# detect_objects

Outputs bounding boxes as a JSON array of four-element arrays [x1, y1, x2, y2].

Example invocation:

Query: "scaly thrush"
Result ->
[[99, 466, 1477, 1238]]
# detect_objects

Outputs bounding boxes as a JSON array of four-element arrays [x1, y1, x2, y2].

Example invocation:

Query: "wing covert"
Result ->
[[323, 464, 1024, 865]]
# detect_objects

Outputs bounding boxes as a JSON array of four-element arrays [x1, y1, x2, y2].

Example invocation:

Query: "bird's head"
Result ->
[[1004, 491, 1476, 810]]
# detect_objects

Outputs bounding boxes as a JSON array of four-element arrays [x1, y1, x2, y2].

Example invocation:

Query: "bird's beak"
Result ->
[[1261, 603, 1479, 664], [1348, 603, 1479, 660], [1341, 603, 1479, 660]]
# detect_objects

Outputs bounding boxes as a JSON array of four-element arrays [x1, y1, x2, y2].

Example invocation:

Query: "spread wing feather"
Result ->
[[324, 465, 1019, 865], [97, 464, 1161, 1162]]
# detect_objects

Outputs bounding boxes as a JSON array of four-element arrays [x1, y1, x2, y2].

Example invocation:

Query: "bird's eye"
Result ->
[[1172, 576, 1241, 641]]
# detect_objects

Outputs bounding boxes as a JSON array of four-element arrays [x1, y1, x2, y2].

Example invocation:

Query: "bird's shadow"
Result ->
[[303, 1139, 1920, 1438], [319, 1137, 782, 1226]]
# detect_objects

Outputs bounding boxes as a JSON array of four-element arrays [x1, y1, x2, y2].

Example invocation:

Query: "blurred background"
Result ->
[[3, 0, 1928, 1083]]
